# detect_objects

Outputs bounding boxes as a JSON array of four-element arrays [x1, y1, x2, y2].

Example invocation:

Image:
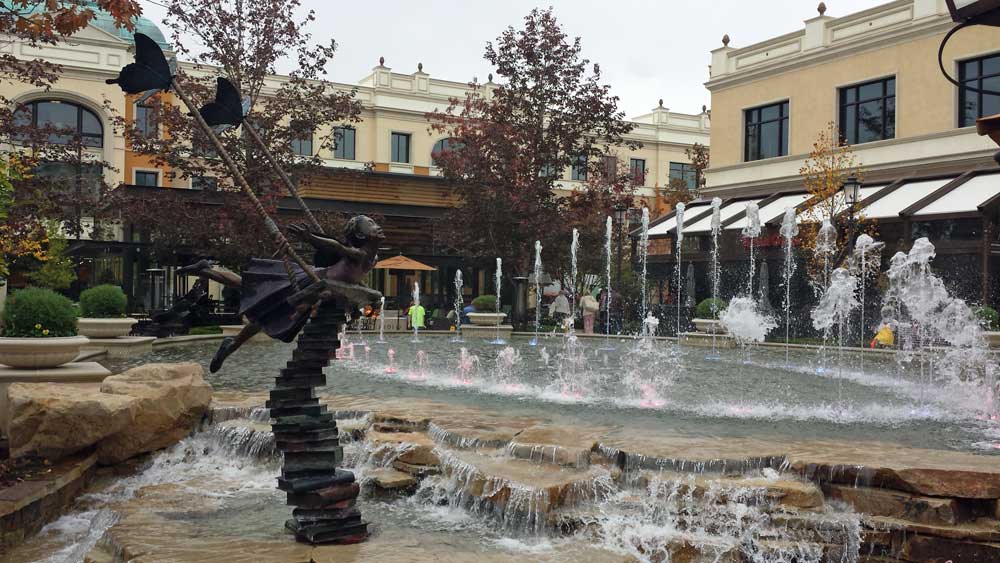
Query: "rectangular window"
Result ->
[[333, 127, 356, 160], [839, 77, 895, 144], [959, 53, 1000, 127], [135, 104, 157, 138], [391, 132, 411, 163], [669, 162, 697, 190], [291, 130, 313, 156], [571, 155, 587, 181], [601, 155, 617, 178], [191, 176, 218, 191], [629, 158, 646, 185], [135, 171, 158, 187], [744, 101, 789, 161]]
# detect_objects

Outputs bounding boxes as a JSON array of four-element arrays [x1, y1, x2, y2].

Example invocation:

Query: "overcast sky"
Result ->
[[139, 0, 885, 119]]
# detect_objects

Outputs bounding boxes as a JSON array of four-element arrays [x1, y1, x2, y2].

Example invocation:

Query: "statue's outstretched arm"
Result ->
[[288, 224, 364, 261]]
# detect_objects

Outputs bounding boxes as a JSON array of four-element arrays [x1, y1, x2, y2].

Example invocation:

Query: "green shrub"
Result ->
[[2, 288, 78, 337], [472, 294, 497, 312], [79, 284, 128, 318], [976, 306, 999, 331], [695, 298, 727, 320]]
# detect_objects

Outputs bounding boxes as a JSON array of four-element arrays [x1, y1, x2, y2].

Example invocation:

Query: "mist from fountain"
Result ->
[[674, 202, 686, 339], [779, 207, 799, 366]]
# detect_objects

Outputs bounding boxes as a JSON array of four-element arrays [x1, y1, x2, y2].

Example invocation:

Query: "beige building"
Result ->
[[704, 0, 999, 195]]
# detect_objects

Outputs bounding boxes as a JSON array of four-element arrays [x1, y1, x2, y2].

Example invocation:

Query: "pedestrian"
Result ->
[[580, 291, 599, 334], [551, 289, 571, 324], [408, 299, 426, 329]]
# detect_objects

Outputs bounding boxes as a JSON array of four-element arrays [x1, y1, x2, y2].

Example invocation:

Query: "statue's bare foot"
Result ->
[[210, 337, 235, 373], [177, 259, 212, 276]]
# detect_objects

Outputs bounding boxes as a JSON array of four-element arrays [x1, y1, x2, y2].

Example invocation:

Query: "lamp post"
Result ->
[[843, 174, 861, 254], [614, 203, 627, 287]]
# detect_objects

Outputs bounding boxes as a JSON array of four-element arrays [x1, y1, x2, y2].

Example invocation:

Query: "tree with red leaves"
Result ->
[[427, 8, 638, 280]]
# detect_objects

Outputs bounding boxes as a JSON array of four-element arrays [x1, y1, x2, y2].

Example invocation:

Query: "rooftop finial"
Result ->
[[488, 73, 493, 82], [379, 56, 384, 66], [722, 34, 730, 47], [818, 2, 827, 15], [702, 104, 707, 113], [417, 62, 423, 72], [658, 99, 664, 108]]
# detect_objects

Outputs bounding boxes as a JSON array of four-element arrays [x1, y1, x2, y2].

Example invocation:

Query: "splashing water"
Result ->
[[385, 348, 398, 374], [455, 347, 479, 385], [532, 241, 543, 346], [377, 296, 387, 344], [742, 202, 761, 297], [720, 297, 777, 348], [408, 350, 429, 381], [570, 228, 579, 331], [638, 208, 650, 321], [492, 257, 506, 345], [494, 346, 522, 391], [812, 267, 859, 404], [853, 233, 884, 375], [602, 216, 615, 349], [708, 197, 723, 358], [412, 281, 421, 342]]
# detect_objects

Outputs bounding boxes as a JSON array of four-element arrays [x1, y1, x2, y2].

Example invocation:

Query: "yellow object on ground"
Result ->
[[870, 325, 894, 348]]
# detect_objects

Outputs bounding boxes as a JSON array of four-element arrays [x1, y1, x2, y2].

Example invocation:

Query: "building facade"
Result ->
[[2, 11, 709, 311]]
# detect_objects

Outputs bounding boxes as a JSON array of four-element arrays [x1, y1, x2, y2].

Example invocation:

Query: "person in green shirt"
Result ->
[[408, 301, 426, 329]]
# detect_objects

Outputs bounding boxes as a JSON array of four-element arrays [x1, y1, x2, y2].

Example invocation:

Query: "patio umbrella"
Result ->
[[373, 255, 437, 271]]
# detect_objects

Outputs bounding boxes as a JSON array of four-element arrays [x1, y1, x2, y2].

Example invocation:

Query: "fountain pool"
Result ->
[[101, 335, 1000, 454]]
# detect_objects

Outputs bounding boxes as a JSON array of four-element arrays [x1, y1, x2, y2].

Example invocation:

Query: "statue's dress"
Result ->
[[238, 258, 321, 342]]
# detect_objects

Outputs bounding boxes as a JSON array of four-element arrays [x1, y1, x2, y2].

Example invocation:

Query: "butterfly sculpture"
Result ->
[[200, 77, 251, 134], [105, 33, 176, 104]]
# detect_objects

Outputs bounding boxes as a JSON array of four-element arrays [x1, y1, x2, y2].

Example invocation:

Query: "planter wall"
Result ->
[[0, 336, 90, 369], [77, 318, 137, 339], [466, 312, 507, 326]]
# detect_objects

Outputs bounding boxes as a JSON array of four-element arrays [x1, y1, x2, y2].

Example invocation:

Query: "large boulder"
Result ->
[[96, 362, 212, 464], [6, 383, 138, 460]]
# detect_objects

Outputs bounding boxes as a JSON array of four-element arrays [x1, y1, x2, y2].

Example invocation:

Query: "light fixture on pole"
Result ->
[[946, 0, 1000, 23], [613, 203, 627, 226], [842, 174, 860, 208]]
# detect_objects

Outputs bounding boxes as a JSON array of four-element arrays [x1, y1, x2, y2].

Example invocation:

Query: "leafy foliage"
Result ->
[[428, 8, 637, 279], [27, 222, 75, 290], [79, 284, 128, 318], [695, 298, 728, 320], [2, 287, 78, 337], [976, 306, 999, 331], [472, 294, 497, 312]]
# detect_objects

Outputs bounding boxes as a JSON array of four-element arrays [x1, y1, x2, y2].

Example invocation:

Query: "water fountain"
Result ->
[[385, 348, 398, 374], [721, 202, 776, 360], [412, 281, 421, 342], [452, 270, 464, 343], [853, 233, 884, 375], [780, 207, 798, 366], [491, 258, 506, 345], [638, 208, 650, 321], [674, 202, 686, 338], [455, 347, 479, 385], [814, 219, 838, 373], [570, 228, 580, 329], [709, 197, 723, 358], [376, 296, 387, 344], [531, 241, 542, 346], [812, 267, 859, 404], [600, 216, 615, 350]]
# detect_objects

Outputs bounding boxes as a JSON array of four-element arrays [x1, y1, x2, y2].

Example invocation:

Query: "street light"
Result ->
[[946, 0, 1000, 23], [842, 174, 860, 208]]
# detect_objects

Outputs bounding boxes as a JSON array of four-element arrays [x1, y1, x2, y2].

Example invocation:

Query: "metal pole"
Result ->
[[242, 123, 324, 234], [170, 78, 320, 284]]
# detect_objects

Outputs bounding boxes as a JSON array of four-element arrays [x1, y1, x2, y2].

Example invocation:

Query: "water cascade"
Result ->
[[452, 270, 464, 343], [491, 257, 505, 345], [638, 208, 650, 321], [708, 197, 723, 358], [531, 241, 542, 346], [674, 202, 686, 338], [779, 207, 799, 365]]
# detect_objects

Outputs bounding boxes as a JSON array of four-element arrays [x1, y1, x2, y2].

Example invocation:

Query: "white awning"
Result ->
[[686, 199, 761, 233], [724, 193, 813, 231], [913, 173, 1000, 216], [647, 202, 712, 236], [863, 178, 952, 219]]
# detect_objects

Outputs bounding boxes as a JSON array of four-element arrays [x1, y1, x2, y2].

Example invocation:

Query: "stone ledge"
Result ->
[[82, 336, 156, 358], [0, 450, 98, 550]]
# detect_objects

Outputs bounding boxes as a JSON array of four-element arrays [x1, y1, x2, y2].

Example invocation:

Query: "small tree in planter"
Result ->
[[77, 285, 136, 339], [0, 288, 87, 369], [468, 295, 504, 326], [693, 298, 728, 334]]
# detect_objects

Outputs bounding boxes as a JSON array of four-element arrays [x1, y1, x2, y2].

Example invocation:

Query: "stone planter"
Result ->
[[985, 331, 1000, 349], [77, 318, 137, 339], [692, 318, 726, 334], [0, 336, 90, 369], [466, 312, 507, 326]]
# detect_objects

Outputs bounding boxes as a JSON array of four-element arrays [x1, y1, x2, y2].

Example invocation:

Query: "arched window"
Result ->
[[431, 138, 462, 166], [14, 100, 103, 148]]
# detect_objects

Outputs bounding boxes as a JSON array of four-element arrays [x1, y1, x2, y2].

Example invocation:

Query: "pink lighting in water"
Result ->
[[384, 349, 398, 374], [638, 384, 665, 408]]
